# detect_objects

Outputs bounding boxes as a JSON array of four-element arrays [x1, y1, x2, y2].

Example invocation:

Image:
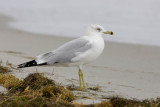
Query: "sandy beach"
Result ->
[[0, 14, 160, 104]]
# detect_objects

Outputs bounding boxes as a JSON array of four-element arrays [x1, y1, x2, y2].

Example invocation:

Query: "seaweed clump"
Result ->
[[0, 74, 21, 89], [85, 97, 160, 107], [0, 65, 12, 73], [109, 97, 160, 107], [0, 73, 75, 107], [9, 73, 54, 93]]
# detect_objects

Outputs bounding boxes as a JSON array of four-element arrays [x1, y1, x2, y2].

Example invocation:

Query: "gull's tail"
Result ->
[[17, 60, 47, 68]]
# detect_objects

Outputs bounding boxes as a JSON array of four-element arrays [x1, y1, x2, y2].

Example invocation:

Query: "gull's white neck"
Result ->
[[80, 32, 105, 64], [86, 32, 105, 53], [86, 32, 104, 42]]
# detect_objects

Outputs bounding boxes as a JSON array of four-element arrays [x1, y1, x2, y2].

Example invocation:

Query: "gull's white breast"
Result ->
[[71, 35, 105, 65]]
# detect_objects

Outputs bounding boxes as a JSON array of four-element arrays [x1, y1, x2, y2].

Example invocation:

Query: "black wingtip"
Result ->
[[17, 60, 47, 68], [17, 66, 24, 68], [17, 60, 37, 68], [17, 64, 25, 68]]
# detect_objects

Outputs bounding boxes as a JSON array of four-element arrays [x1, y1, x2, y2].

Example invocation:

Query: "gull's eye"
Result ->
[[96, 28, 101, 31]]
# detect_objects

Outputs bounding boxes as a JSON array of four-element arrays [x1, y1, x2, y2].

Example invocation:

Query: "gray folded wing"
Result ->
[[36, 37, 92, 65]]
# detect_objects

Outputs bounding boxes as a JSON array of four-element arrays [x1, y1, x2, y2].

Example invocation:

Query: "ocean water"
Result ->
[[0, 0, 160, 46]]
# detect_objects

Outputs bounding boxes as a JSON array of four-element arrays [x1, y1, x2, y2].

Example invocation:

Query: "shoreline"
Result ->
[[0, 14, 160, 103], [1, 13, 160, 48]]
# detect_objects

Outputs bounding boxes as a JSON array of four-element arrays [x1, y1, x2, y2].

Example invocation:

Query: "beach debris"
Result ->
[[0, 72, 75, 107], [0, 65, 160, 106], [0, 60, 2, 65], [109, 97, 160, 107], [0, 65, 12, 73], [88, 85, 101, 91], [0, 74, 22, 89]]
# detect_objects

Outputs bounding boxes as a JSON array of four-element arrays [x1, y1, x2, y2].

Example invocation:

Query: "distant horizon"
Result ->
[[0, 0, 160, 46]]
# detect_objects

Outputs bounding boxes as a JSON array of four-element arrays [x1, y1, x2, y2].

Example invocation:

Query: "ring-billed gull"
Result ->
[[18, 24, 113, 88]]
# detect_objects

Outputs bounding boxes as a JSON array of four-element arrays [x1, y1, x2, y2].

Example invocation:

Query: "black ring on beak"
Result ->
[[111, 31, 113, 35]]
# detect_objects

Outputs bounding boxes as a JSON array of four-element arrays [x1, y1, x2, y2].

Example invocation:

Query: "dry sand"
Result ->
[[0, 14, 160, 104]]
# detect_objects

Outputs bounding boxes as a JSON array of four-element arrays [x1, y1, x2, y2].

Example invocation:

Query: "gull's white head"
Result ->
[[86, 24, 113, 36]]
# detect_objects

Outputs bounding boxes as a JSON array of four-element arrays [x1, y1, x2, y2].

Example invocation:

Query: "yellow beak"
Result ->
[[103, 31, 114, 35]]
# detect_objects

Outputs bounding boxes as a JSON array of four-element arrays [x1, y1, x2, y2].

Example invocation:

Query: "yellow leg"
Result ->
[[78, 69, 82, 88], [81, 71, 86, 88], [79, 69, 85, 89]]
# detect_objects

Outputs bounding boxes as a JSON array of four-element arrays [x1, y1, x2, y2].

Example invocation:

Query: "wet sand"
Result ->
[[0, 14, 160, 104]]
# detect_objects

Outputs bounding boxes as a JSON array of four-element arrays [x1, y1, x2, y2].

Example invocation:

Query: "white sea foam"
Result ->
[[0, 0, 160, 46]]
